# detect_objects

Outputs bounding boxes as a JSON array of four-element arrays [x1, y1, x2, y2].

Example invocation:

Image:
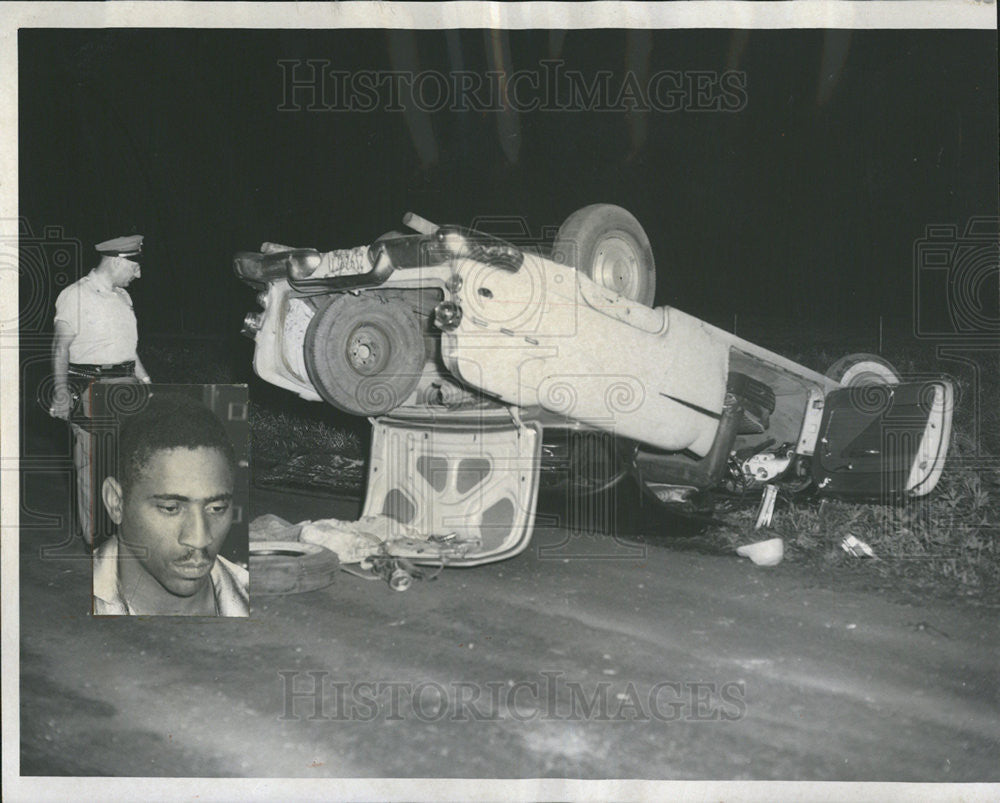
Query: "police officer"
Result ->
[[50, 234, 153, 548]]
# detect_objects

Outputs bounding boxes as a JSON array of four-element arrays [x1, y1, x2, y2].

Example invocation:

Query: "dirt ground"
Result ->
[[15, 466, 1000, 784]]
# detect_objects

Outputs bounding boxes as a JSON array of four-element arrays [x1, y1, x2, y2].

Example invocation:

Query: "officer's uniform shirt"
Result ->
[[54, 270, 138, 364]]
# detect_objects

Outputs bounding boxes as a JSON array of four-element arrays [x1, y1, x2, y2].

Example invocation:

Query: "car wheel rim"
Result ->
[[593, 233, 640, 298], [346, 325, 390, 376]]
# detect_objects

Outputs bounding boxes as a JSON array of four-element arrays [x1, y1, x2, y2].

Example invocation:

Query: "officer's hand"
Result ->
[[49, 387, 72, 420]]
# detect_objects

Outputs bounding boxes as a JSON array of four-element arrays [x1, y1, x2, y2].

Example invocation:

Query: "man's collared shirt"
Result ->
[[93, 535, 250, 616], [54, 271, 138, 364]]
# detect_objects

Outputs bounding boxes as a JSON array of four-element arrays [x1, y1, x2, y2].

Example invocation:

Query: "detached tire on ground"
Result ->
[[552, 204, 656, 306], [304, 293, 426, 416], [250, 540, 340, 595]]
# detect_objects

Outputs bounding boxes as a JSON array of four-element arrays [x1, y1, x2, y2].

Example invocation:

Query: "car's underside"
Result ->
[[236, 206, 954, 566]]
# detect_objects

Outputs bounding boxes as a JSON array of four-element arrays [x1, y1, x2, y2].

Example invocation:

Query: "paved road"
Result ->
[[17, 473, 1000, 781]]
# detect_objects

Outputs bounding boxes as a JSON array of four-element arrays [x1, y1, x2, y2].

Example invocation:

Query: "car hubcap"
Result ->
[[593, 233, 640, 298], [346, 326, 390, 375]]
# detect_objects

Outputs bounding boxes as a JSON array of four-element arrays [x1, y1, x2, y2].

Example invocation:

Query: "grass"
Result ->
[[711, 331, 1000, 604], [714, 456, 1000, 602], [249, 405, 366, 467]]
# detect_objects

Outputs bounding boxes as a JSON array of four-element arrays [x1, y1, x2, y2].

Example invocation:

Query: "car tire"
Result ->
[[826, 353, 901, 386], [552, 204, 656, 306], [250, 540, 340, 595], [304, 293, 426, 416]]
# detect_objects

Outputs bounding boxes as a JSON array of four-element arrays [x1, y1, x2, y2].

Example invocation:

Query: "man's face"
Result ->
[[113, 256, 141, 286], [116, 446, 234, 597]]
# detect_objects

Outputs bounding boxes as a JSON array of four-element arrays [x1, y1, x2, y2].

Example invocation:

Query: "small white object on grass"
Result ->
[[841, 534, 878, 558], [736, 538, 784, 567]]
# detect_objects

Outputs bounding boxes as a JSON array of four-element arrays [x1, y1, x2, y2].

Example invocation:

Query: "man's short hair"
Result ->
[[117, 393, 236, 493]]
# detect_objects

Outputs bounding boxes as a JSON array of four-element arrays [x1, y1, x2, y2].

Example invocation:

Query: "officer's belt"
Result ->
[[68, 361, 136, 379]]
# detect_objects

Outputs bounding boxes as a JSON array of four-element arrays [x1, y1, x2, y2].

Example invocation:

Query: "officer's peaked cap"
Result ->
[[96, 234, 143, 257]]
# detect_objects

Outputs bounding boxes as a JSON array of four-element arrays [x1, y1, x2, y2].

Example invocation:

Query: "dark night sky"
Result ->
[[18, 28, 999, 336]]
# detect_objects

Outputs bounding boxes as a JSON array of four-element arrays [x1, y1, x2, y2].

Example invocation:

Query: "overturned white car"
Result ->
[[236, 205, 953, 568]]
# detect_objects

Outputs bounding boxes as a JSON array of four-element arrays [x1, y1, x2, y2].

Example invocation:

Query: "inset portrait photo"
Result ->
[[89, 384, 249, 616]]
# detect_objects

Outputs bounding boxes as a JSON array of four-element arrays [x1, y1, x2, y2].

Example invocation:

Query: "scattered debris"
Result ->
[[736, 537, 784, 567], [754, 484, 779, 529], [249, 513, 304, 542], [841, 534, 878, 559], [387, 565, 412, 591], [366, 554, 443, 591], [907, 621, 952, 639], [300, 515, 415, 564], [251, 513, 448, 592]]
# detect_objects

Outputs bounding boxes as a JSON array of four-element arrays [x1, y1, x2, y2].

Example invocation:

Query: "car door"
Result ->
[[812, 380, 954, 499]]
